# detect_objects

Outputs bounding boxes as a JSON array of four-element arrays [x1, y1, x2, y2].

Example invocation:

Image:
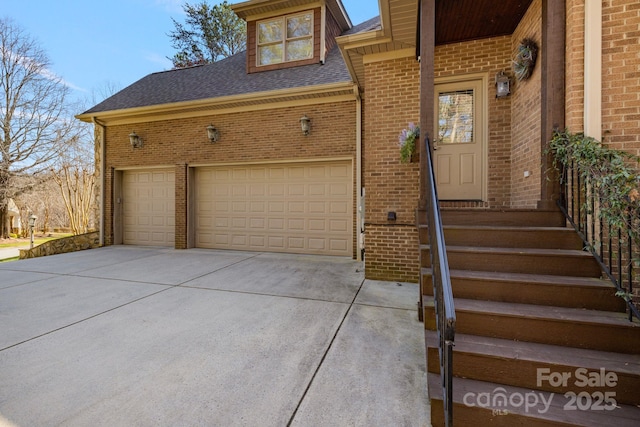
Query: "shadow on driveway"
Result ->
[[0, 246, 429, 426]]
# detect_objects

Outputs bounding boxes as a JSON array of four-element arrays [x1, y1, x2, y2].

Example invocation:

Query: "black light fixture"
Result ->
[[495, 71, 511, 98], [129, 131, 143, 148], [206, 124, 219, 142], [300, 114, 311, 136]]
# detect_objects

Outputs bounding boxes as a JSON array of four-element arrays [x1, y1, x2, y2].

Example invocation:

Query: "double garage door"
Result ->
[[122, 161, 353, 256], [195, 161, 353, 256]]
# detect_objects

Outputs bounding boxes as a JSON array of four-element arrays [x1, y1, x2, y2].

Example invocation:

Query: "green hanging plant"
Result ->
[[398, 123, 420, 163]]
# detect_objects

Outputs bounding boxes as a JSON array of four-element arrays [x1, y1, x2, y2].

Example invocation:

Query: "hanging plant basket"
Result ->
[[398, 123, 420, 163], [513, 38, 538, 81]]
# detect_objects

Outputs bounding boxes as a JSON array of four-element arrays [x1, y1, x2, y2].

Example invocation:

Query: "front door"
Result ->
[[434, 78, 485, 200]]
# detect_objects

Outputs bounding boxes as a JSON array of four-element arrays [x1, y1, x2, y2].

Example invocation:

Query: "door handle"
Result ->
[[432, 138, 439, 150]]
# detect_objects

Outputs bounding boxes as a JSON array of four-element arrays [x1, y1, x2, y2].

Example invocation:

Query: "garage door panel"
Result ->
[[289, 184, 305, 196], [232, 201, 247, 213], [195, 161, 352, 256], [308, 202, 326, 213], [269, 202, 285, 213], [269, 184, 285, 196], [331, 183, 348, 195], [288, 202, 305, 213], [122, 169, 175, 247], [250, 201, 265, 212], [250, 184, 265, 196], [287, 219, 305, 230], [268, 218, 285, 230], [309, 184, 325, 196], [308, 239, 326, 250], [269, 168, 286, 179], [329, 239, 348, 251], [308, 219, 326, 231], [330, 201, 349, 214], [232, 217, 247, 228], [268, 236, 285, 248], [330, 219, 348, 232], [289, 237, 305, 249]]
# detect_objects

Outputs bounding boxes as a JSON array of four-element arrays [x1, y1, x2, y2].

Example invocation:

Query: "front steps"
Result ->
[[419, 209, 640, 426]]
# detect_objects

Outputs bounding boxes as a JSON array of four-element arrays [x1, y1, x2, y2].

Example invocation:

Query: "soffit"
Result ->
[[436, 0, 534, 45], [339, 0, 534, 88]]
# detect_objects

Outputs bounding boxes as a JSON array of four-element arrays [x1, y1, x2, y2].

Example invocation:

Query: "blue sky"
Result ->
[[2, 0, 378, 110]]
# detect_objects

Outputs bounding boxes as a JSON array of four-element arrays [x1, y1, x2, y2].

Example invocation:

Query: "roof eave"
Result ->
[[76, 81, 359, 126]]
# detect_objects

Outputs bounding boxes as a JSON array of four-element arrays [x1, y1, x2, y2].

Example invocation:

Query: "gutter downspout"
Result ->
[[355, 87, 363, 261], [92, 117, 106, 246]]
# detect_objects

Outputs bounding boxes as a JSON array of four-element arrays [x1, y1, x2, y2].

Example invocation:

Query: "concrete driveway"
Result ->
[[0, 246, 429, 426]]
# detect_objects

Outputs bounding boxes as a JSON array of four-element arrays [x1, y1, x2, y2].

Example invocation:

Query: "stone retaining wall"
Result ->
[[19, 232, 100, 259]]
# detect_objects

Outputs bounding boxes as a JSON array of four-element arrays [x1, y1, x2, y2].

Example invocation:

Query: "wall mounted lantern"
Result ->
[[300, 114, 311, 136], [495, 71, 511, 98], [129, 131, 143, 148], [207, 124, 220, 142]]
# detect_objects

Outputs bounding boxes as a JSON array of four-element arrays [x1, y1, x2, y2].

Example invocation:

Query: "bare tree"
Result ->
[[51, 132, 96, 235], [0, 18, 80, 238]]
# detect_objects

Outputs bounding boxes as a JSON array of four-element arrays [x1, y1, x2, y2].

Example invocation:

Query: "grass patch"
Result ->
[[0, 234, 73, 249]]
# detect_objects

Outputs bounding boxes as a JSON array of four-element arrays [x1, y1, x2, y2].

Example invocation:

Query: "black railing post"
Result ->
[[556, 161, 640, 322]]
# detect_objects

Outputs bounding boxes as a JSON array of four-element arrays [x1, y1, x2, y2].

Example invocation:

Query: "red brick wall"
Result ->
[[102, 101, 358, 255], [565, 0, 640, 151], [363, 57, 420, 281], [566, 1, 585, 132], [602, 0, 640, 153], [510, 0, 542, 208]]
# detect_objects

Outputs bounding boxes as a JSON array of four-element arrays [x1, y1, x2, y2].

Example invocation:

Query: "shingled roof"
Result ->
[[81, 16, 381, 116]]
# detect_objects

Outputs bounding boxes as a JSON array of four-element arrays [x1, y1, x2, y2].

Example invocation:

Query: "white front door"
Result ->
[[433, 78, 486, 200]]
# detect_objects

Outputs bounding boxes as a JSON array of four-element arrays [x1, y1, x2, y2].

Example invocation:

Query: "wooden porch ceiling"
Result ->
[[337, 0, 535, 88], [435, 0, 534, 45]]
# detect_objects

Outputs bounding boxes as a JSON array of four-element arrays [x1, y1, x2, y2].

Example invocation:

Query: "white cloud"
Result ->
[[8, 49, 87, 93], [39, 68, 88, 93]]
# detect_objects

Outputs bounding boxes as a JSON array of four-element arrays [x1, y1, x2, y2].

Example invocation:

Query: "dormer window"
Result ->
[[257, 12, 313, 66]]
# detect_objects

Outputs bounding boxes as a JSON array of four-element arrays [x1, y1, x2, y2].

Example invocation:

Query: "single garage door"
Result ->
[[122, 169, 175, 246], [195, 161, 352, 256]]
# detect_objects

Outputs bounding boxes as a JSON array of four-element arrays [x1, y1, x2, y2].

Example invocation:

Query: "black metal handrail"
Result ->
[[558, 161, 640, 322], [423, 135, 456, 426]]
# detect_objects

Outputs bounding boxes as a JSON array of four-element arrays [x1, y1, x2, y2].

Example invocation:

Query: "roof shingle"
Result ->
[[82, 45, 352, 115]]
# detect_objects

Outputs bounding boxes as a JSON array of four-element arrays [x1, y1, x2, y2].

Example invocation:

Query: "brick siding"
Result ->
[[101, 101, 358, 256], [363, 56, 420, 281], [602, 0, 640, 153], [510, 0, 542, 208]]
